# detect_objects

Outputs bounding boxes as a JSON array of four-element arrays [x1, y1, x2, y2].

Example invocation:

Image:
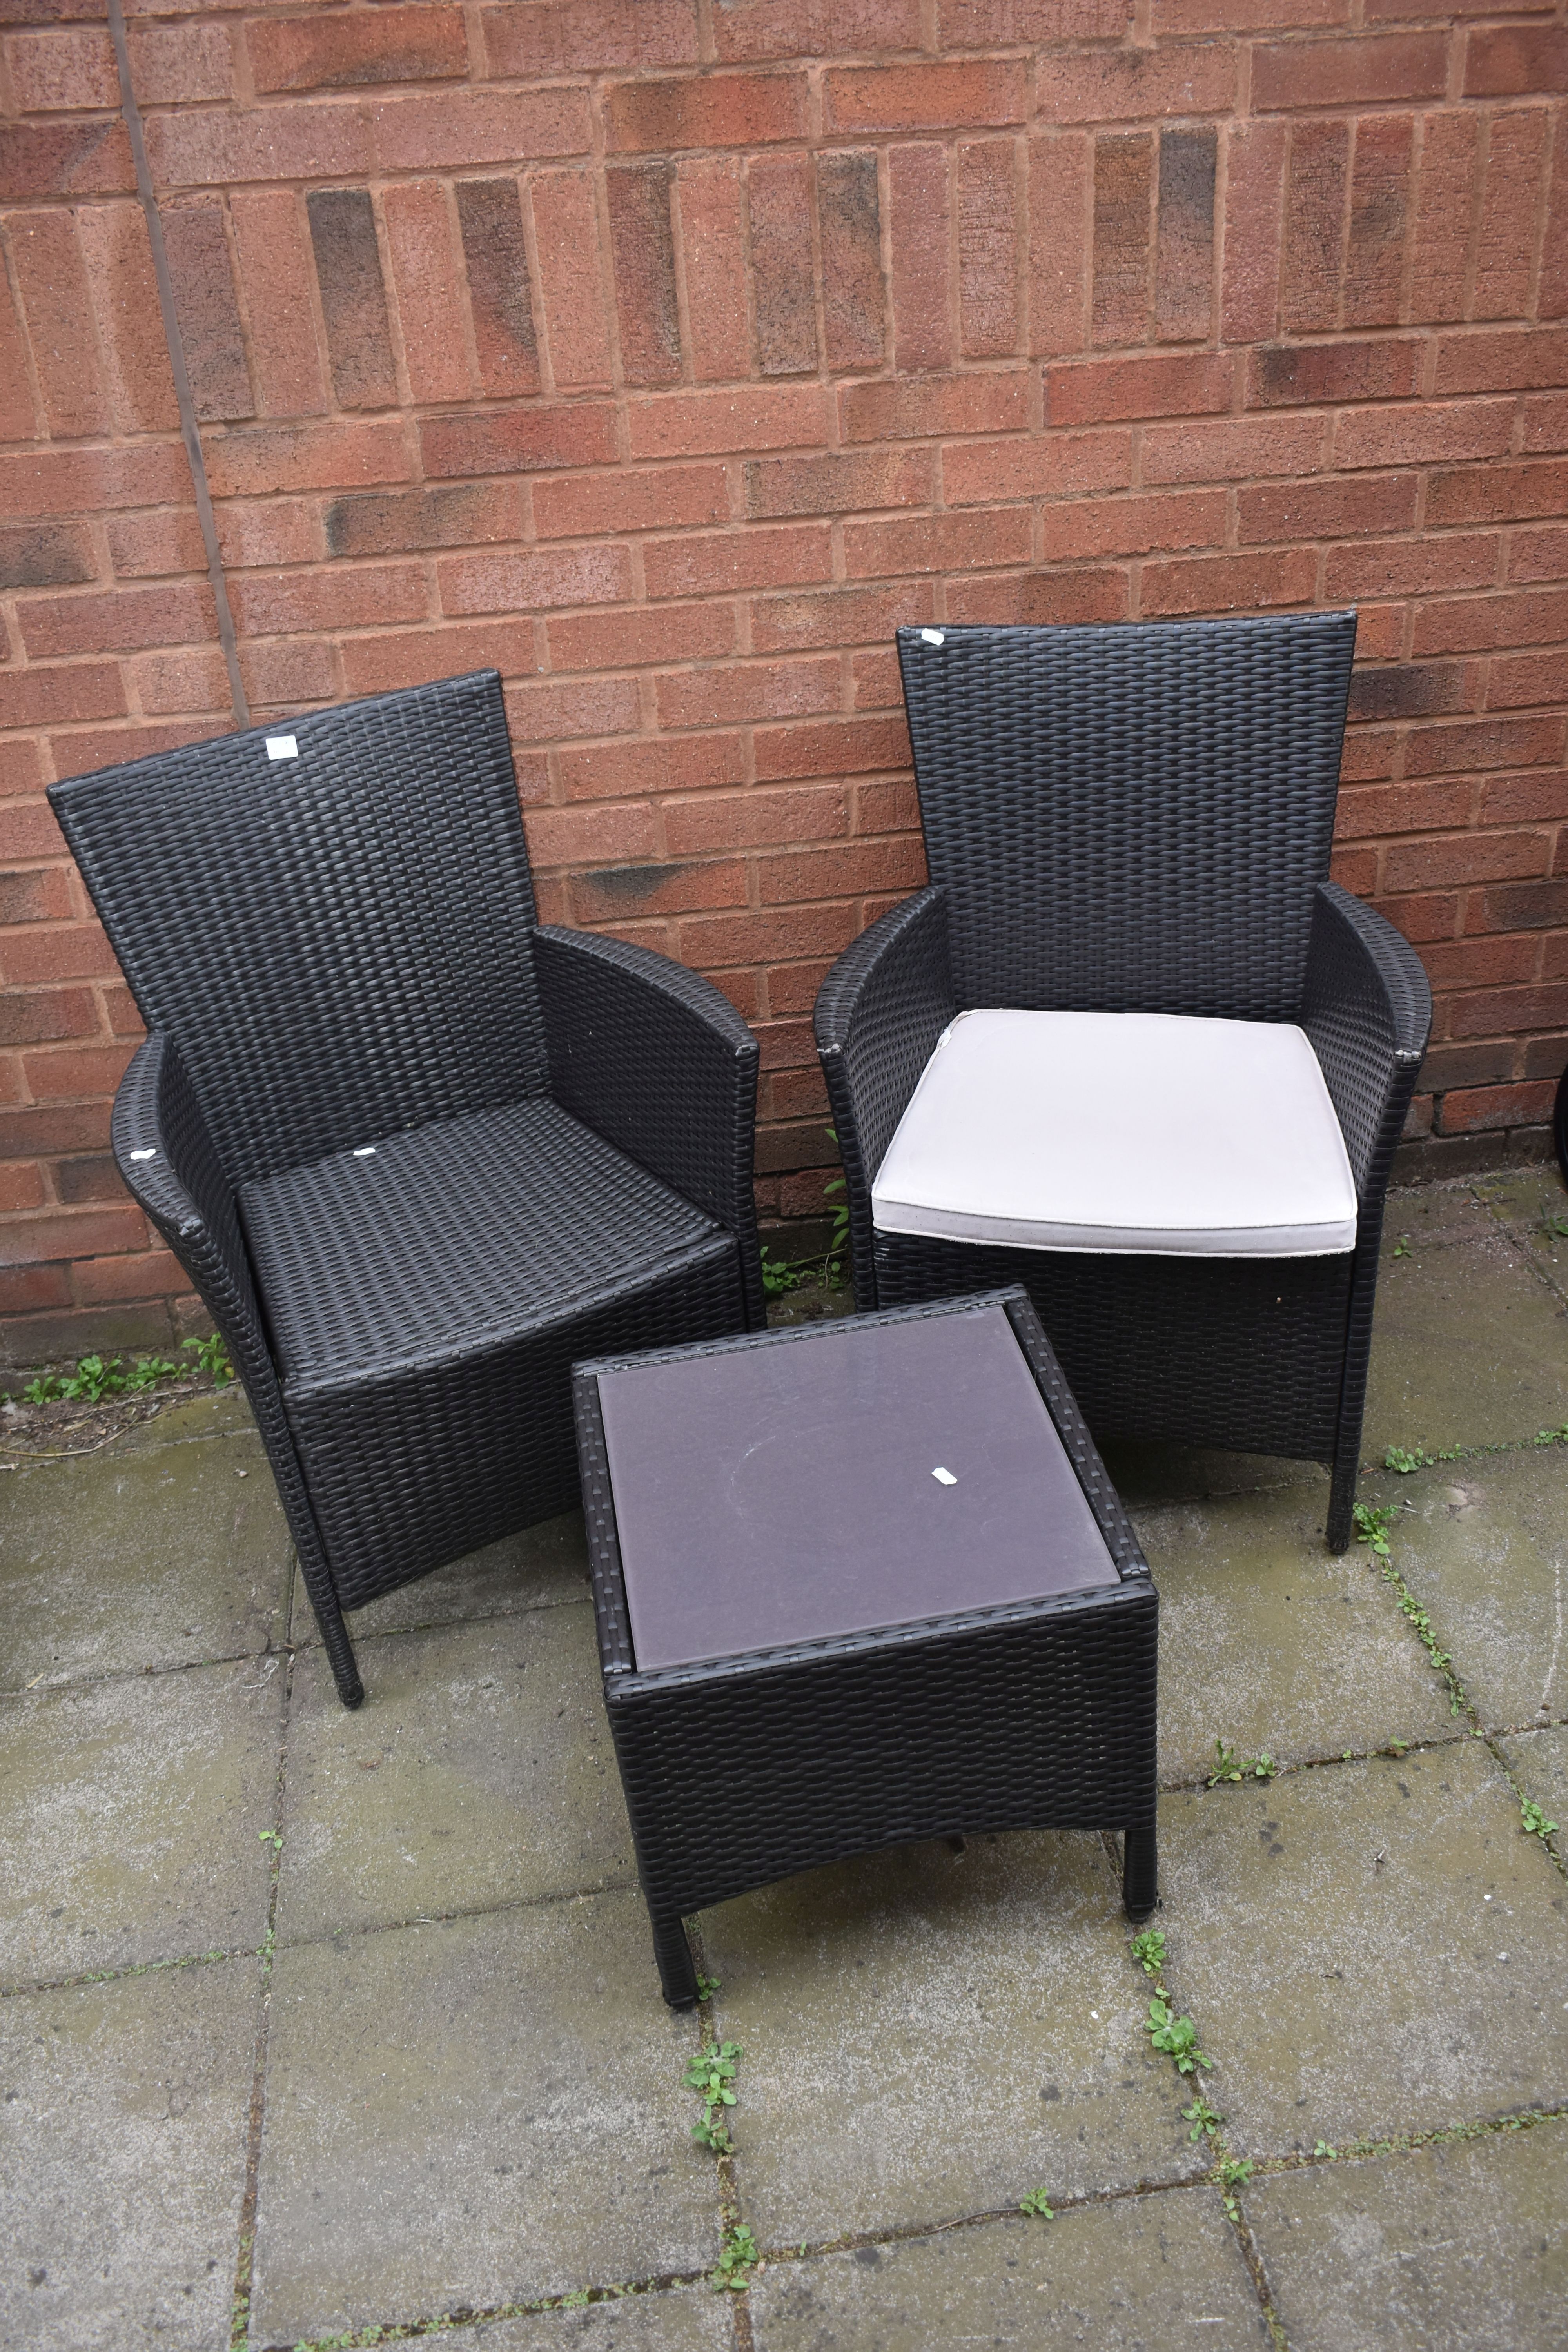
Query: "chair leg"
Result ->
[[313, 1589, 365, 1710], [652, 1912, 699, 2009], [1326, 1444, 1358, 1555], [1123, 1823, 1158, 1920]]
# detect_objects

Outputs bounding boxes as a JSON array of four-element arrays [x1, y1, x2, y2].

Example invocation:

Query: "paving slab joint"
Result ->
[[231, 1651, 296, 2352]]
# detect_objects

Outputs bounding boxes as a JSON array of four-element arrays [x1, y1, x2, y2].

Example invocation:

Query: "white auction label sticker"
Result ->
[[931, 1466, 957, 1485], [265, 735, 298, 760]]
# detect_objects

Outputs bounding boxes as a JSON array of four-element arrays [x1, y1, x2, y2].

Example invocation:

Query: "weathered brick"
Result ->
[[162, 200, 252, 421], [757, 838, 926, 905], [215, 499, 316, 570], [6, 208, 105, 437], [502, 675, 645, 744], [1027, 131, 1092, 356], [1412, 586, 1568, 657], [129, 646, 229, 716], [606, 162, 681, 386], [1042, 44, 1237, 124], [1488, 650, 1568, 710], [0, 1205, 146, 1266], [1510, 525, 1568, 583], [337, 621, 534, 699], [1142, 412, 1325, 483], [1479, 768, 1568, 823], [942, 0, 1128, 38], [944, 424, 1131, 502], [1438, 1080, 1558, 1133], [456, 176, 539, 398], [664, 783, 849, 856], [1464, 25, 1568, 98], [842, 368, 1027, 441], [533, 463, 729, 540], [239, 637, 338, 710], [751, 581, 935, 654], [380, 180, 472, 404], [73, 200, 179, 436], [1247, 336, 1420, 407], [1408, 111, 1478, 325], [843, 506, 1034, 576], [630, 383, 828, 461], [1155, 0, 1344, 27], [1091, 132, 1152, 347], [229, 191, 330, 417], [1047, 487, 1226, 560], [0, 1165, 47, 1216], [657, 656, 840, 730], [249, 4, 466, 94], [1476, 878, 1568, 932], [1048, 350, 1230, 425], [522, 802, 661, 871], [438, 544, 637, 623], [1472, 110, 1552, 323], [826, 59, 1027, 133], [129, 22, 232, 107], [1406, 715, 1564, 775], [548, 601, 737, 672], [481, 0, 699, 74], [957, 139, 1019, 359], [1523, 393, 1568, 453], [0, 661, 122, 733], [1343, 114, 1412, 327], [1280, 118, 1350, 335], [1221, 117, 1287, 343], [18, 581, 215, 661], [753, 714, 912, 780], [0, 917, 119, 986], [947, 565, 1130, 624], [644, 521, 833, 600], [817, 149, 886, 370], [1334, 399, 1514, 472], [674, 158, 750, 382], [1254, 33, 1448, 110], [1426, 457, 1568, 528], [1422, 936, 1537, 990], [1155, 125, 1216, 341], [1346, 660, 1472, 719], [0, 985, 100, 1049], [1330, 537, 1498, 601], [719, 0, 922, 58], [0, 867, 72, 927], [5, 27, 117, 112], [0, 259, 36, 442], [0, 119, 134, 205], [557, 734, 746, 802], [1141, 547, 1318, 615], [888, 144, 953, 374], [419, 403, 616, 479], [0, 523, 94, 593], [147, 103, 373, 192], [1449, 982, 1568, 1040], [1541, 108, 1568, 320], [606, 71, 807, 154], [1385, 831, 1552, 893], [530, 169, 613, 393], [307, 187, 397, 410], [372, 89, 591, 174], [1434, 328, 1568, 397], [229, 562, 428, 637], [748, 153, 816, 377]]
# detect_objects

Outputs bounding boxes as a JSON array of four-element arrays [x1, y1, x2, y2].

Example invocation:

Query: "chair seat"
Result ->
[[240, 1098, 726, 1392], [870, 1009, 1357, 1258]]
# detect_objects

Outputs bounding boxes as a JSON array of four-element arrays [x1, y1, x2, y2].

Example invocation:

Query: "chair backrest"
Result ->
[[897, 611, 1357, 1021], [51, 669, 550, 1185]]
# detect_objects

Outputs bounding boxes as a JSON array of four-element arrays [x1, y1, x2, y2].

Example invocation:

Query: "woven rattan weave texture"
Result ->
[[575, 1290, 1158, 2007], [816, 617, 1432, 1552], [52, 671, 763, 1704]]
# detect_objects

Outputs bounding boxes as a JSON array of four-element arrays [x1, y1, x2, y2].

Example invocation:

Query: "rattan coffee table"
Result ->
[[572, 1287, 1158, 2007]]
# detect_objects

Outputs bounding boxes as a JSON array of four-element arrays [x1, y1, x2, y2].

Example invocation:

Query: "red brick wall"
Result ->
[[2, 0, 1566, 1364]]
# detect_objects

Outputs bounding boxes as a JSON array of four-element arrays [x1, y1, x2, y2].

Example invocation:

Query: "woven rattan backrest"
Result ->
[[51, 670, 549, 1185], [897, 611, 1357, 1020]]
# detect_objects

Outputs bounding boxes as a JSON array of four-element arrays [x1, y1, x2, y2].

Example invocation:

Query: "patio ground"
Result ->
[[3, 1166, 1567, 2352]]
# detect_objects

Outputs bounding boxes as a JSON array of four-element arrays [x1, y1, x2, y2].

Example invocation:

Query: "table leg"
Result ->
[[652, 1911, 700, 2008]]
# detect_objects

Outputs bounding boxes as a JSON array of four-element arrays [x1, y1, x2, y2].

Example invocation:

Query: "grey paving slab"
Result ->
[[292, 1510, 593, 1648], [108, 1385, 257, 1450], [1158, 1742, 1568, 2158], [249, 1893, 719, 2346], [1381, 1182, 1503, 1254], [1133, 1484, 1455, 1785], [0, 1426, 291, 1691], [747, 2190, 1270, 2350], [1247, 2118, 1568, 2352], [275, 1604, 633, 1944], [1361, 1231, 1568, 1461], [0, 1956, 256, 2352], [0, 1655, 283, 1985], [435, 2286, 731, 2351], [698, 1831, 1201, 2250], [1475, 1161, 1568, 1302], [1364, 1445, 1568, 1731], [1497, 1722, 1568, 1837]]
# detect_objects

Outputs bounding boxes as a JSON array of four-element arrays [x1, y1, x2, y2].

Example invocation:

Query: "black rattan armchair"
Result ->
[[51, 670, 764, 1708], [815, 613, 1431, 1553]]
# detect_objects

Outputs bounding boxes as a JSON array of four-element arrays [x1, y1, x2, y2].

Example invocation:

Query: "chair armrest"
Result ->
[[1301, 881, 1432, 1202], [532, 926, 764, 1327], [814, 886, 957, 1308], [111, 1031, 279, 1390]]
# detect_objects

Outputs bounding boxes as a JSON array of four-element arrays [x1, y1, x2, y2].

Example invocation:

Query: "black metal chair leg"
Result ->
[[1123, 1823, 1158, 1920], [652, 1913, 699, 2008], [315, 1593, 365, 1709]]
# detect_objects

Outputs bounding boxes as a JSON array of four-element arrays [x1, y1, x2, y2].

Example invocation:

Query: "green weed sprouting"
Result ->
[[684, 2039, 741, 2154]]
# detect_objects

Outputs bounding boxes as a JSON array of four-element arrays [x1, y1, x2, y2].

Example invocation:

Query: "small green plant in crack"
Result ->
[[1391, 1233, 1411, 1258], [1521, 1798, 1559, 1841], [1207, 1740, 1279, 1786], [1183, 2092, 1225, 2143], [183, 1332, 234, 1384], [1018, 2187, 1056, 2218], [684, 2038, 741, 2153], [1313, 2140, 1338, 2159], [559, 2289, 591, 2309], [1534, 1421, 1568, 1449], [695, 1971, 722, 2001], [1217, 2155, 1254, 2220], [1540, 1203, 1568, 1244], [1130, 1926, 1167, 1977], [1384, 1443, 1434, 1474], [1353, 1501, 1400, 1559], [711, 2222, 759, 2292], [760, 1249, 811, 1299], [1146, 1996, 1212, 2076], [257, 1828, 283, 1853]]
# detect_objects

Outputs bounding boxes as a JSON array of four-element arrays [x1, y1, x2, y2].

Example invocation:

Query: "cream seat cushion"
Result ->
[[871, 1009, 1357, 1258]]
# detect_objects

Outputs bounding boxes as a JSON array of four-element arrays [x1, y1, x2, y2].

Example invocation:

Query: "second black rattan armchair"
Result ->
[[51, 670, 764, 1708], [815, 613, 1432, 1553]]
